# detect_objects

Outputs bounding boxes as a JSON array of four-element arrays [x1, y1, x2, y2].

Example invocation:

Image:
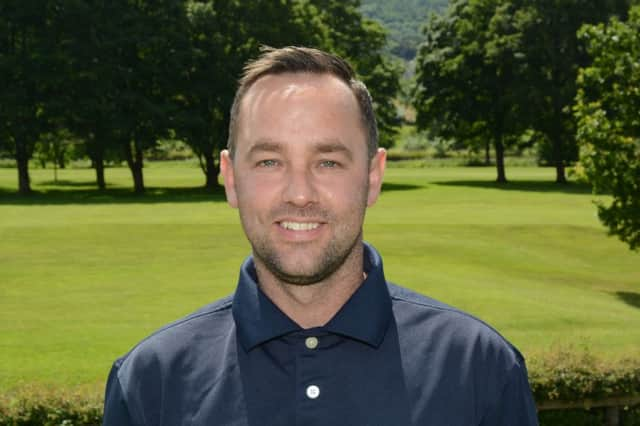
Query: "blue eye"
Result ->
[[320, 160, 338, 168], [258, 159, 278, 167]]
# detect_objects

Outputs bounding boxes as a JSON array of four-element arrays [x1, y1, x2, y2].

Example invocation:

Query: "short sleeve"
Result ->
[[103, 361, 135, 426], [480, 360, 539, 425]]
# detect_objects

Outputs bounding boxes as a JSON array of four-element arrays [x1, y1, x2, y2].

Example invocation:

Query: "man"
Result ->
[[103, 46, 538, 425]]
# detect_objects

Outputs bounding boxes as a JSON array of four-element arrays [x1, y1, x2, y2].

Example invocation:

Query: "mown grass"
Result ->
[[1, 163, 638, 397]]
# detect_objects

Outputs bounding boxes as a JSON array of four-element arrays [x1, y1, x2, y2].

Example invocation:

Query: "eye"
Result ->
[[319, 160, 339, 168], [258, 159, 279, 168]]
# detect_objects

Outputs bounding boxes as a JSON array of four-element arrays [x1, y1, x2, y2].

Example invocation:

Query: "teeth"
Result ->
[[280, 221, 320, 231]]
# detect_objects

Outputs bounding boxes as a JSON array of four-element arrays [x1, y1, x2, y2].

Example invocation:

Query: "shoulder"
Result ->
[[387, 282, 524, 365], [113, 295, 236, 375], [387, 283, 537, 422]]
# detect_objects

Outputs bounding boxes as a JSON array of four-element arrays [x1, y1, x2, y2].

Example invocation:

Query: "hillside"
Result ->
[[361, 0, 448, 60]]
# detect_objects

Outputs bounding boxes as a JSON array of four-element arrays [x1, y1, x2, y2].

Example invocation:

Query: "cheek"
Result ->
[[320, 177, 368, 212], [235, 175, 279, 212]]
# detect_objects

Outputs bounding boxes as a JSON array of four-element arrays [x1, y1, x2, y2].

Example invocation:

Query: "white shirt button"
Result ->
[[306, 385, 320, 399], [305, 336, 319, 349]]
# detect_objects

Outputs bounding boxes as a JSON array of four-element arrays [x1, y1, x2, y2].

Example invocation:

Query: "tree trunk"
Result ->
[[555, 161, 566, 184], [16, 137, 32, 195], [203, 151, 220, 191], [94, 149, 106, 190], [57, 151, 66, 169], [551, 134, 567, 183], [124, 141, 145, 194], [494, 137, 507, 183], [485, 140, 491, 165]]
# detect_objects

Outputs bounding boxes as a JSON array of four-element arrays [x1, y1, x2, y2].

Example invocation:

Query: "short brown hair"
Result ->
[[227, 46, 378, 159]]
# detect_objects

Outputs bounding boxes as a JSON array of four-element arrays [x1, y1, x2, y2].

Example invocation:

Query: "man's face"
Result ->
[[221, 72, 385, 285]]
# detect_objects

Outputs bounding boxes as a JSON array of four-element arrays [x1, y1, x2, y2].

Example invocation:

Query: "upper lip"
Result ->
[[275, 218, 326, 224]]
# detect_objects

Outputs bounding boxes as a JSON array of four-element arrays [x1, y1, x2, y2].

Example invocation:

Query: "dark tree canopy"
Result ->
[[413, 0, 631, 184], [0, 0, 400, 194], [414, 0, 534, 183]]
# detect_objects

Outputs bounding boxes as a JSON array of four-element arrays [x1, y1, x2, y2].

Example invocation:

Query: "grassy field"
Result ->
[[1, 162, 639, 394]]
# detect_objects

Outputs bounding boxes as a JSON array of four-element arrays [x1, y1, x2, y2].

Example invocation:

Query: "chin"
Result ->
[[273, 267, 333, 286]]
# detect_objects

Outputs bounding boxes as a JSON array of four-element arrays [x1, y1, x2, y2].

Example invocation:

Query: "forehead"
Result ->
[[235, 72, 365, 155], [243, 72, 357, 109]]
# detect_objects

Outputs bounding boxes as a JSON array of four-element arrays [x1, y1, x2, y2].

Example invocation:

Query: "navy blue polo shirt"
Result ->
[[103, 243, 538, 425]]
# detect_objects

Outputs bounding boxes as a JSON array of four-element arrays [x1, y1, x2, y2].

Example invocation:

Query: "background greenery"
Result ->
[[1, 162, 638, 393], [361, 0, 447, 60], [2, 0, 639, 422]]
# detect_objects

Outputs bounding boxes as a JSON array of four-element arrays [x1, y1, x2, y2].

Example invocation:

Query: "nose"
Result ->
[[282, 166, 318, 207]]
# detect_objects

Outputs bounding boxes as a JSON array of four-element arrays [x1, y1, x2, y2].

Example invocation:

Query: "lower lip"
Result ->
[[275, 223, 325, 241]]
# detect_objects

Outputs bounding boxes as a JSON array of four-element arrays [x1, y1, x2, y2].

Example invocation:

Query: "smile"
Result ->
[[279, 221, 321, 231]]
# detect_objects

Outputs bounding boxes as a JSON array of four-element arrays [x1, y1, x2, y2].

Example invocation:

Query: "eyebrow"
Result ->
[[314, 141, 353, 161], [245, 138, 354, 161], [247, 140, 283, 157]]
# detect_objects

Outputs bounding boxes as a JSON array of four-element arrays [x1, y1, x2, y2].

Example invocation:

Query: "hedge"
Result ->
[[0, 386, 101, 426], [1, 351, 638, 425], [531, 350, 640, 425]]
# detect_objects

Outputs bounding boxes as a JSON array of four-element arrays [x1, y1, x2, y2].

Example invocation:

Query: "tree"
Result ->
[[574, 6, 640, 250], [517, 0, 630, 183], [0, 0, 67, 194], [62, 0, 130, 190], [414, 0, 534, 182], [116, 0, 191, 194]]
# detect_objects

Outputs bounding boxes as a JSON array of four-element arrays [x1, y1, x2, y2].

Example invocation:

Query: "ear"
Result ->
[[367, 148, 386, 207], [220, 150, 238, 208]]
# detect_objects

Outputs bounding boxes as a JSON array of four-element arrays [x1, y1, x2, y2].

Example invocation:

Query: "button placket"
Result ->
[[295, 333, 330, 426]]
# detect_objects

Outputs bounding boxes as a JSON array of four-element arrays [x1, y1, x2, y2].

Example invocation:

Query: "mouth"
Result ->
[[278, 221, 321, 231]]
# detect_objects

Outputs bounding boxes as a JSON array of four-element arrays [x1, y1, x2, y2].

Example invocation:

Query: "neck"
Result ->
[[254, 245, 365, 329]]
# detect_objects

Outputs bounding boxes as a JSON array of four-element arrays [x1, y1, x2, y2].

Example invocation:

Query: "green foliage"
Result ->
[[575, 6, 640, 250], [1, 164, 639, 390], [533, 349, 640, 425], [360, 0, 447, 60], [0, 387, 101, 426], [413, 0, 630, 183], [530, 350, 640, 402], [413, 0, 535, 182], [0, 0, 70, 193], [1, 0, 400, 193], [146, 139, 194, 161], [516, 0, 630, 183]]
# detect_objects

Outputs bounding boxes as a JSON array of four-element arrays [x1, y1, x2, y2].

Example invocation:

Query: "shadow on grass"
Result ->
[[0, 186, 228, 205], [381, 182, 424, 192], [434, 180, 592, 195], [616, 291, 640, 310], [39, 179, 99, 187], [0, 181, 424, 205]]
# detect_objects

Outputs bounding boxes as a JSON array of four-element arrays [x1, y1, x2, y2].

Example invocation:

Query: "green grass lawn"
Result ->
[[1, 162, 638, 394]]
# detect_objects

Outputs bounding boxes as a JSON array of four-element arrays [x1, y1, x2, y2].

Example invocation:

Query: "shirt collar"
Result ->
[[232, 242, 392, 351]]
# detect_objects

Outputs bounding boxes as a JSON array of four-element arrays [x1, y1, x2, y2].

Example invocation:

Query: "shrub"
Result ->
[[531, 349, 640, 425], [0, 386, 102, 426]]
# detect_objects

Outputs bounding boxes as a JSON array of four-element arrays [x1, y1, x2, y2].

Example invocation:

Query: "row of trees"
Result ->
[[413, 0, 639, 249], [0, 0, 401, 194], [413, 0, 630, 184]]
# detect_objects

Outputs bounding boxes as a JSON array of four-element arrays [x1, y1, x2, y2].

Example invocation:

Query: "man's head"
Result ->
[[221, 46, 385, 287], [227, 46, 378, 161]]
